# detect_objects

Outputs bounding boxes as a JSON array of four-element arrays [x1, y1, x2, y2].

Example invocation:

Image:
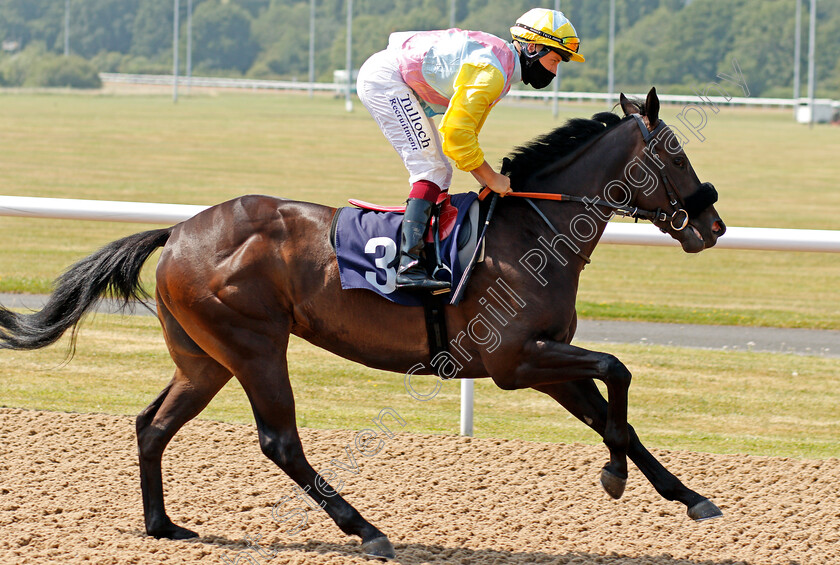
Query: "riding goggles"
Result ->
[[514, 23, 581, 53]]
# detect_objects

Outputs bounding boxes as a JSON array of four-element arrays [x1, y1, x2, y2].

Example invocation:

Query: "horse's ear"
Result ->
[[619, 93, 640, 116], [645, 87, 660, 126]]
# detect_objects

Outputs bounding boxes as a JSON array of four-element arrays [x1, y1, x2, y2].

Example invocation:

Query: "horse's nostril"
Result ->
[[713, 220, 726, 235]]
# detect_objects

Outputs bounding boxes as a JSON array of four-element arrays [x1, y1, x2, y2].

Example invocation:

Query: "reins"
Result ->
[[478, 185, 672, 225], [478, 115, 699, 261]]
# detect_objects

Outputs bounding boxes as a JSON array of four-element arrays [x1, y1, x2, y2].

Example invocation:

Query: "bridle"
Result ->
[[482, 114, 720, 244], [485, 116, 694, 230], [627, 114, 690, 232], [476, 114, 719, 266], [627, 114, 719, 231]]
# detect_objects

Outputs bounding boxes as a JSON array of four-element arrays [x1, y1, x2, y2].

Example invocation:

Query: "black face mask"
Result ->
[[520, 51, 556, 89]]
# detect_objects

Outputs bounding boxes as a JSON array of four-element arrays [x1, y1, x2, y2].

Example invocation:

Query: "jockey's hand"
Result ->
[[486, 172, 512, 196], [471, 161, 512, 197]]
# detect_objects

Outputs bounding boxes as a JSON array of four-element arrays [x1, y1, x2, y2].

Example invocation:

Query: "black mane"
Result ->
[[502, 108, 640, 188]]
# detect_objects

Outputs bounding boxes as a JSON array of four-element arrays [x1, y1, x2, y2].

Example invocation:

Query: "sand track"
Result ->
[[1, 408, 837, 564]]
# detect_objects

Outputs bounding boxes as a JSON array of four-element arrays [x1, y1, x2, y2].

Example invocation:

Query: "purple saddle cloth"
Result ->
[[334, 192, 479, 306]]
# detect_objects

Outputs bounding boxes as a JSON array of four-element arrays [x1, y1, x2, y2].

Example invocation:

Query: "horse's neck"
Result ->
[[535, 122, 639, 255], [555, 121, 639, 200], [486, 122, 640, 312]]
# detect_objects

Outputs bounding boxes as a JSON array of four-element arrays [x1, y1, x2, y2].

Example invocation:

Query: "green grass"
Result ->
[[577, 246, 840, 329], [0, 90, 838, 328], [0, 313, 837, 459]]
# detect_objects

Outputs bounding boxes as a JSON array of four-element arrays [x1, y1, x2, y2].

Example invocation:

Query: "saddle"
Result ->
[[348, 192, 461, 245]]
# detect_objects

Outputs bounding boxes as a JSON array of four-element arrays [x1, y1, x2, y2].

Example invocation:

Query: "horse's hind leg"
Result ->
[[136, 304, 233, 539], [535, 379, 722, 521]]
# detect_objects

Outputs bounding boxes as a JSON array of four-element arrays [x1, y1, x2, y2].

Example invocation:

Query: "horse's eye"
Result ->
[[673, 157, 686, 169]]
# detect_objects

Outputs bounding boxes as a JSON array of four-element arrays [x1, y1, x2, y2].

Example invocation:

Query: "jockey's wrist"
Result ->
[[470, 161, 511, 196], [469, 161, 496, 187]]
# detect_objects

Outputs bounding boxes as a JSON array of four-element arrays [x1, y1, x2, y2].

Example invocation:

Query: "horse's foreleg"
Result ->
[[535, 379, 722, 521], [136, 359, 231, 539], [239, 358, 396, 560], [494, 340, 631, 497]]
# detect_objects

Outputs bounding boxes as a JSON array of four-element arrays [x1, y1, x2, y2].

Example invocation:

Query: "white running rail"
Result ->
[[2, 195, 839, 252]]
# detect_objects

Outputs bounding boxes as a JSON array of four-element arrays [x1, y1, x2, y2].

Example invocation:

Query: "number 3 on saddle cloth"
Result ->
[[331, 192, 481, 306]]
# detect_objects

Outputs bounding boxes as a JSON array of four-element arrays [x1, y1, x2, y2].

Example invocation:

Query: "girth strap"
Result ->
[[422, 293, 449, 361]]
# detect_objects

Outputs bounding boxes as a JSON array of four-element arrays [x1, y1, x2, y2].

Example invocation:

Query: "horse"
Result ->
[[0, 88, 725, 560]]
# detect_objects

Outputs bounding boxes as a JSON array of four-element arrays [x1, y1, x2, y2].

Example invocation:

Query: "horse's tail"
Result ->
[[0, 227, 172, 352]]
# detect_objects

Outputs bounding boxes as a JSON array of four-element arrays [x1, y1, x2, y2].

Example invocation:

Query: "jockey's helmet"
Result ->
[[511, 8, 584, 63]]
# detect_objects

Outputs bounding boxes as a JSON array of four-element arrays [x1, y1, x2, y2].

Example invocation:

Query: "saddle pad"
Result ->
[[334, 192, 479, 306]]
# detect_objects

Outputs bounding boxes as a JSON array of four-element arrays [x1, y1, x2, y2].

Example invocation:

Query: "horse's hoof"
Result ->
[[148, 524, 199, 540], [688, 499, 723, 522], [600, 467, 627, 500], [361, 535, 396, 561]]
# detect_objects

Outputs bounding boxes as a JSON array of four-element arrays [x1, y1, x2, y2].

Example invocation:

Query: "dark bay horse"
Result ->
[[0, 89, 725, 560]]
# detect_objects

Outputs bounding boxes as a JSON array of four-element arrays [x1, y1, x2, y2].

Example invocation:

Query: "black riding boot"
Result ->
[[396, 198, 451, 292]]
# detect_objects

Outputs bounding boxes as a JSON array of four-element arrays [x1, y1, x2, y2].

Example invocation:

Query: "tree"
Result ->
[[232, 0, 272, 17], [646, 0, 744, 87], [27, 53, 102, 88], [71, 0, 140, 57], [814, 8, 840, 99], [131, 0, 173, 58], [1, 0, 839, 96], [249, 2, 310, 78], [192, 1, 259, 73], [0, 0, 63, 52], [726, 0, 801, 97]]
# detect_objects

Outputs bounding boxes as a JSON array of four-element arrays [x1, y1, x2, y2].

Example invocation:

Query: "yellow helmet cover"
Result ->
[[511, 8, 584, 63]]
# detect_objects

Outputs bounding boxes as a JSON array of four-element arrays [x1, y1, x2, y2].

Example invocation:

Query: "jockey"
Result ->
[[357, 8, 584, 292]]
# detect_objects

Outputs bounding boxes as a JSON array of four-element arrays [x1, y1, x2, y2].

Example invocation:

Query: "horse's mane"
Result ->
[[502, 103, 646, 188]]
